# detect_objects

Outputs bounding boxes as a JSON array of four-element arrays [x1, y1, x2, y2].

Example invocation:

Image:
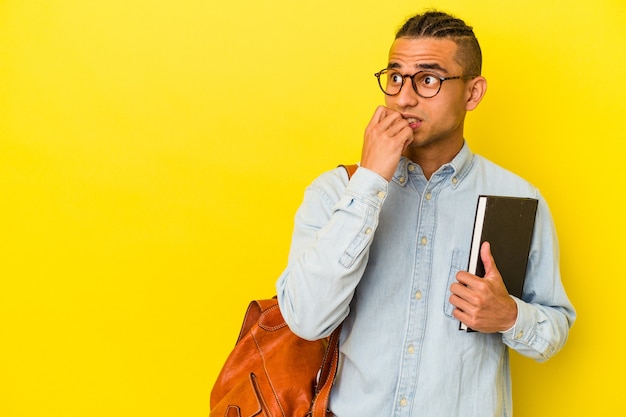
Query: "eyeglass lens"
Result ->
[[378, 70, 442, 98]]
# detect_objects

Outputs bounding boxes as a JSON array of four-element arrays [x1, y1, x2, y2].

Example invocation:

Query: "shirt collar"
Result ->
[[392, 141, 475, 188]]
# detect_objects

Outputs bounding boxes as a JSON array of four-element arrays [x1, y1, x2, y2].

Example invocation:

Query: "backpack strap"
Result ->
[[339, 164, 359, 179], [236, 299, 278, 344], [310, 324, 342, 417]]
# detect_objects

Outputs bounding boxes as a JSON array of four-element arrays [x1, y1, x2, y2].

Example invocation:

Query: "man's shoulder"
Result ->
[[472, 153, 527, 179], [470, 154, 539, 194], [309, 165, 352, 187], [302, 166, 353, 202]]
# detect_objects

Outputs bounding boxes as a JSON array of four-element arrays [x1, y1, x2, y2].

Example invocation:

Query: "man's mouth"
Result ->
[[404, 117, 421, 129]]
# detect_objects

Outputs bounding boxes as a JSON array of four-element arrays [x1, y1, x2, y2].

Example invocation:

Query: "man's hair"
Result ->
[[395, 11, 482, 76]]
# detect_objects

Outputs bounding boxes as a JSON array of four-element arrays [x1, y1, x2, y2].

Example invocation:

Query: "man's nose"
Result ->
[[395, 79, 419, 107]]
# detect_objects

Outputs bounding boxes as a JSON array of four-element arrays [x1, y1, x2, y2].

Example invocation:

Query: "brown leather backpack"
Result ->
[[209, 299, 341, 417], [209, 165, 358, 417]]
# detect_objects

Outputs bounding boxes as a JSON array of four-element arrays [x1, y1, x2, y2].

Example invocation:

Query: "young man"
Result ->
[[276, 10, 575, 416]]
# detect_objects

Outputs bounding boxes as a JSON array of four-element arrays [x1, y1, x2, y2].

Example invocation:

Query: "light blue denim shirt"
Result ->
[[276, 142, 575, 417]]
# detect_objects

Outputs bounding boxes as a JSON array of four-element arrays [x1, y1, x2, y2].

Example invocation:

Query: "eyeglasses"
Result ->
[[374, 68, 475, 98]]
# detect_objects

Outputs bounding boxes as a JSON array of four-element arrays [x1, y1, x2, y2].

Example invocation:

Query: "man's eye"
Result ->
[[422, 74, 439, 86], [390, 73, 404, 84]]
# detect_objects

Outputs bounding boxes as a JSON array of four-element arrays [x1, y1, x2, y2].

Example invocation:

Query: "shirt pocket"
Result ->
[[443, 248, 469, 318]]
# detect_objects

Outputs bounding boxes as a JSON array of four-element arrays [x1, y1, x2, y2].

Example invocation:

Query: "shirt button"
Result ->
[[407, 344, 415, 354], [415, 291, 422, 300], [377, 191, 386, 199], [408, 165, 415, 172], [451, 177, 458, 185], [515, 331, 524, 340], [425, 192, 432, 200], [400, 398, 408, 407], [421, 236, 428, 246], [365, 227, 372, 235], [399, 176, 406, 184]]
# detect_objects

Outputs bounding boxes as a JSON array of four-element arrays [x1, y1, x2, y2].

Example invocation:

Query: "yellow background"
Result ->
[[1, 0, 624, 416]]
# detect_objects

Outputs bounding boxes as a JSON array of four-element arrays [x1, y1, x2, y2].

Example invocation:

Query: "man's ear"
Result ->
[[465, 76, 487, 111]]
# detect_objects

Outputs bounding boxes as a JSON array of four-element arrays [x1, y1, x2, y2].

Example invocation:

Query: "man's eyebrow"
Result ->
[[386, 62, 449, 73], [416, 63, 448, 73]]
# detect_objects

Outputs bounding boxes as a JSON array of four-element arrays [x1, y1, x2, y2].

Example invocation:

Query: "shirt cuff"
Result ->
[[345, 166, 389, 207], [500, 296, 533, 342]]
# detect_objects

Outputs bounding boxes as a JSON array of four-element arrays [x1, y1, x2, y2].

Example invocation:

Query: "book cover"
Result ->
[[460, 195, 539, 331]]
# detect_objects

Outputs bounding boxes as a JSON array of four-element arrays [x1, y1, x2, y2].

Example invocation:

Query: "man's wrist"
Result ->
[[499, 295, 519, 333]]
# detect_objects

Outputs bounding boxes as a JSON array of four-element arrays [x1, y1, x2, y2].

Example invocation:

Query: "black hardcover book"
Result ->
[[460, 195, 539, 331]]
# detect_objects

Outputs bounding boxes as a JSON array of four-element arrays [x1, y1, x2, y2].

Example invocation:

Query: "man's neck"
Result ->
[[403, 141, 464, 180]]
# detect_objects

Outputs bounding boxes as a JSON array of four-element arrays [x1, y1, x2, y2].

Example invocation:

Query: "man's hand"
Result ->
[[361, 106, 413, 181], [449, 242, 518, 333]]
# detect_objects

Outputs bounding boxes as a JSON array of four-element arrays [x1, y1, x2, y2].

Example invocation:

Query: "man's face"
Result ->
[[385, 37, 473, 153]]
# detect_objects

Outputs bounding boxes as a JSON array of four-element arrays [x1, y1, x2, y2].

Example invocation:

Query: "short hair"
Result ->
[[395, 11, 482, 76]]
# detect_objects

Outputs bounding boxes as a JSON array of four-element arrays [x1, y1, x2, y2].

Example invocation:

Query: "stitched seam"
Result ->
[[258, 304, 288, 331], [249, 373, 273, 417], [224, 405, 240, 417], [252, 331, 285, 417]]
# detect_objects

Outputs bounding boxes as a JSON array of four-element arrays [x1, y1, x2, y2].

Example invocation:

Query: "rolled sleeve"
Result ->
[[276, 166, 389, 340], [501, 296, 569, 361]]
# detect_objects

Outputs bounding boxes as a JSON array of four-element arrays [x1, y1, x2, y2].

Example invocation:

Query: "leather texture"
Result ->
[[209, 299, 339, 417], [210, 164, 357, 417], [340, 164, 358, 179]]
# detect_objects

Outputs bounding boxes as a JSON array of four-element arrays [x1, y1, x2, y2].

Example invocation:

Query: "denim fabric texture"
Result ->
[[276, 142, 575, 417]]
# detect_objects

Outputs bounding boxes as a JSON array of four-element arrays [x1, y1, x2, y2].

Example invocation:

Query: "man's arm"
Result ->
[[276, 106, 412, 340], [450, 197, 576, 360], [276, 166, 388, 340]]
